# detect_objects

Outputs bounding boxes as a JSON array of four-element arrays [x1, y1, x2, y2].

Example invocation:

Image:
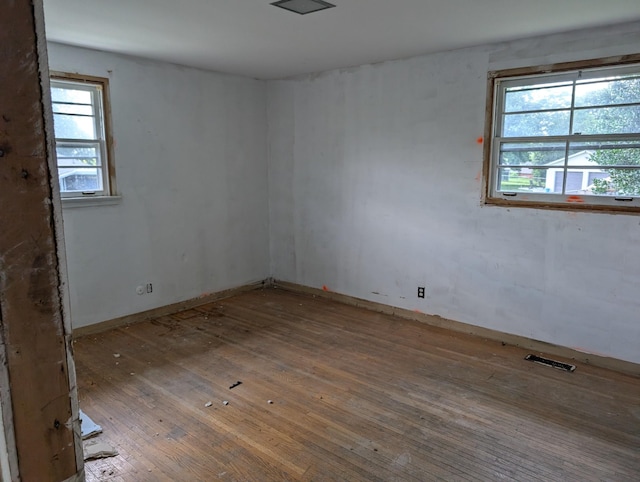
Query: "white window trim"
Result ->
[[483, 54, 640, 214], [50, 72, 117, 204]]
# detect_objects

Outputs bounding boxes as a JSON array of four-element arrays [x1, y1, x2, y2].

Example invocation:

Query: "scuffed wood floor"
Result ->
[[75, 288, 640, 481]]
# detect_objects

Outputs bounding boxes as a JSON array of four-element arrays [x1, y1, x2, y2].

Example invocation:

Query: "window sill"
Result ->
[[484, 196, 640, 215], [61, 195, 122, 209]]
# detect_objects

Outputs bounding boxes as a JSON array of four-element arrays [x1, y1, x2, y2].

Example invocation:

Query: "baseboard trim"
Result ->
[[73, 279, 272, 338], [274, 280, 640, 377]]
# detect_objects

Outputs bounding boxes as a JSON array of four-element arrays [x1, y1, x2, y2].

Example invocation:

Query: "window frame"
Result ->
[[483, 54, 640, 214], [50, 72, 117, 199]]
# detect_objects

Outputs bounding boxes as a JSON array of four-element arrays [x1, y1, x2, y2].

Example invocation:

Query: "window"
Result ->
[[50, 74, 115, 198], [484, 55, 640, 212]]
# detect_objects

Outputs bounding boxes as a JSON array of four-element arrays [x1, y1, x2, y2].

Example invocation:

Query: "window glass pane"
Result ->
[[560, 171, 588, 194], [53, 113, 96, 139], [502, 111, 571, 137], [573, 105, 640, 135], [52, 102, 93, 116], [585, 169, 640, 197], [492, 64, 640, 206], [56, 145, 101, 167], [505, 84, 573, 112], [58, 167, 103, 193], [51, 78, 110, 196], [499, 142, 566, 166], [575, 76, 640, 107], [567, 141, 640, 167], [497, 168, 554, 193], [563, 142, 640, 197], [51, 87, 92, 104]]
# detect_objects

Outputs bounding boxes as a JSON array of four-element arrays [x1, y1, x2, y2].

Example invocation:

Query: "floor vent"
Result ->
[[525, 354, 576, 372]]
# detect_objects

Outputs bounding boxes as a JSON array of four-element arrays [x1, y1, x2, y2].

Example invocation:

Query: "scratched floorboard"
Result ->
[[75, 288, 640, 481]]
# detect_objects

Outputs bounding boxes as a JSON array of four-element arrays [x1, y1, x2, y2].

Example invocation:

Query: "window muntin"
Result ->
[[487, 60, 640, 210], [50, 76, 112, 198]]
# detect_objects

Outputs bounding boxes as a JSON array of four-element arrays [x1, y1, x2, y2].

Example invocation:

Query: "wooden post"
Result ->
[[0, 1, 83, 480]]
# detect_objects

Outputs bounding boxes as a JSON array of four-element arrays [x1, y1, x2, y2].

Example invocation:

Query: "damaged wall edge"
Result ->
[[35, 0, 85, 474], [0, 327, 18, 482]]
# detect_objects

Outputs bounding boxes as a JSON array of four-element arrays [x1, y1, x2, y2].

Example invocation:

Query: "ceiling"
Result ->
[[43, 0, 640, 80]]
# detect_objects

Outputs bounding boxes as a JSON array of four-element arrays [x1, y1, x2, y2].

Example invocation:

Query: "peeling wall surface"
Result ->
[[267, 22, 640, 365], [47, 43, 270, 329]]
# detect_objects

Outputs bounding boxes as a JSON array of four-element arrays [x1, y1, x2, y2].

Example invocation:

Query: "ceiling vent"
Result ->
[[270, 0, 336, 15]]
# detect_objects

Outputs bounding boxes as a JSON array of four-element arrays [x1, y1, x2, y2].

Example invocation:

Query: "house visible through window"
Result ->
[[485, 56, 640, 211], [50, 74, 114, 198]]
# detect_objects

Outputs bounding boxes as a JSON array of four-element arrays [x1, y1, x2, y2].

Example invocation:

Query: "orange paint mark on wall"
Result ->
[[322, 285, 329, 291], [414, 309, 423, 314], [566, 195, 585, 203], [474, 171, 482, 182], [476, 137, 483, 145]]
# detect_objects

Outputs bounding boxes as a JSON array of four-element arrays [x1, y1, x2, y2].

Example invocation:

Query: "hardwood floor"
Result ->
[[75, 288, 640, 481]]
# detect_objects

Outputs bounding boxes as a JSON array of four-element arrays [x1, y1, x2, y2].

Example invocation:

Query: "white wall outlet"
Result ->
[[136, 285, 145, 295]]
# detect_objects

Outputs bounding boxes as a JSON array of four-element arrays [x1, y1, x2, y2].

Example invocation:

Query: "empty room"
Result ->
[[2, 0, 640, 480]]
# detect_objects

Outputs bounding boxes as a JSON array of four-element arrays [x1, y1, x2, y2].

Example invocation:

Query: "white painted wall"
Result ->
[[47, 43, 270, 329], [267, 22, 640, 364], [47, 22, 640, 363]]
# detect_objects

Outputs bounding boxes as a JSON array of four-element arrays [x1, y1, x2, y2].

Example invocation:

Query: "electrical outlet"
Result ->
[[146, 283, 153, 293], [417, 286, 425, 298]]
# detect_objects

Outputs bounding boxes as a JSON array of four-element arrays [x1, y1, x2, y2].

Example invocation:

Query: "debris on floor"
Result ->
[[80, 409, 118, 461], [205, 401, 213, 407], [113, 353, 121, 358], [229, 381, 242, 389], [79, 409, 102, 439], [267, 400, 273, 404], [223, 401, 229, 405], [83, 440, 118, 461]]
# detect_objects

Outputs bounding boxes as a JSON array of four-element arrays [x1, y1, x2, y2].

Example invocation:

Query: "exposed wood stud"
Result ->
[[0, 0, 81, 480]]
